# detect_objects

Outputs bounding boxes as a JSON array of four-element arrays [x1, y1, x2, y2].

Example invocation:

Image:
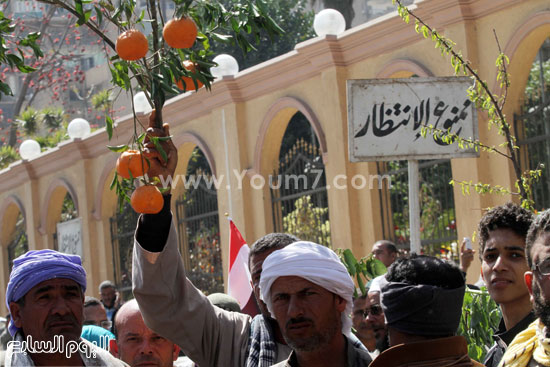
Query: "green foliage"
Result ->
[[338, 249, 387, 297], [186, 225, 223, 295], [0, 10, 43, 100], [18, 107, 40, 136], [213, 0, 315, 69], [393, 0, 539, 209], [40, 107, 65, 130], [34, 129, 67, 149], [458, 288, 501, 362], [60, 193, 77, 222], [282, 195, 330, 247], [0, 145, 20, 169], [40, 0, 285, 203], [91, 89, 113, 111], [524, 58, 550, 108], [16, 107, 69, 148]]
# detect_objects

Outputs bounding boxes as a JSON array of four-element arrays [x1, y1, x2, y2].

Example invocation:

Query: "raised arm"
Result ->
[[132, 114, 251, 366]]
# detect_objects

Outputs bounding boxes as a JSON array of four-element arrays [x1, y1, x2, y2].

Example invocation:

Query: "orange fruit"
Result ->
[[116, 29, 148, 61], [176, 60, 203, 91], [163, 17, 197, 49], [116, 150, 150, 179], [131, 185, 164, 214]]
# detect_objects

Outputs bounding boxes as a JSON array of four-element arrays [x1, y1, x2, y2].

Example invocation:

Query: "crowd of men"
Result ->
[[5, 123, 550, 367]]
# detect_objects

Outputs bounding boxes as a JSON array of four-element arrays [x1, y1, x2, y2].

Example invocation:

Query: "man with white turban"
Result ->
[[259, 241, 372, 367]]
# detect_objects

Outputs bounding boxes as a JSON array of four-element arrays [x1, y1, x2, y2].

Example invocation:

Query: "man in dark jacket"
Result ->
[[370, 255, 483, 367]]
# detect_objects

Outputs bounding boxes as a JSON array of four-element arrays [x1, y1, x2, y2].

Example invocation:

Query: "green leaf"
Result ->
[[342, 249, 358, 276], [0, 80, 12, 97], [150, 136, 168, 162], [94, 6, 103, 24], [370, 257, 387, 276], [110, 172, 118, 190], [106, 115, 113, 140], [357, 273, 366, 295], [137, 133, 146, 145], [107, 144, 128, 152]]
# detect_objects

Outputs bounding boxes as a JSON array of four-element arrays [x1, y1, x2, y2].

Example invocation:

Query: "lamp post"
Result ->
[[19, 139, 41, 160], [67, 118, 91, 139], [211, 54, 239, 79], [313, 9, 346, 37]]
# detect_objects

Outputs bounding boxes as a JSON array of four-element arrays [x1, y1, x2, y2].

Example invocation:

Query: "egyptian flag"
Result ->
[[227, 218, 258, 317]]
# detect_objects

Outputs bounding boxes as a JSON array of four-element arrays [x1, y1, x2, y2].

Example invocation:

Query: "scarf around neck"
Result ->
[[500, 319, 550, 367]]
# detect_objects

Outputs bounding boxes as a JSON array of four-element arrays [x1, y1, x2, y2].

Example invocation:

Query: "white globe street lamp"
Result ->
[[19, 139, 41, 160], [67, 118, 91, 139], [314, 9, 346, 37], [211, 54, 239, 79]]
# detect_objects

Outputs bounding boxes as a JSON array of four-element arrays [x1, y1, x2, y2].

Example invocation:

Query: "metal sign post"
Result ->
[[408, 160, 421, 254]]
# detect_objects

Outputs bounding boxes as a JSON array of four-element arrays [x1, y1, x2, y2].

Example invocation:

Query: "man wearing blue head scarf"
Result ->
[[5, 249, 127, 366]]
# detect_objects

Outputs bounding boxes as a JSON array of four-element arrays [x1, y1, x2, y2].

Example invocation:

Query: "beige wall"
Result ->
[[0, 0, 549, 313]]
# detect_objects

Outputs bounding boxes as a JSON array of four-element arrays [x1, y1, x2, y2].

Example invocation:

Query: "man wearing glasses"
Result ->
[[478, 203, 535, 367], [501, 209, 550, 366], [352, 295, 384, 353], [83, 297, 112, 330]]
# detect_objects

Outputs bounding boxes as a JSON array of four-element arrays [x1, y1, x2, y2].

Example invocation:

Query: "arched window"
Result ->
[[270, 112, 330, 247], [175, 147, 222, 295], [517, 38, 550, 209]]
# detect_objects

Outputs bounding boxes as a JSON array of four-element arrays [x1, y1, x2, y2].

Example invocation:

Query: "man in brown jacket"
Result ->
[[370, 255, 483, 367]]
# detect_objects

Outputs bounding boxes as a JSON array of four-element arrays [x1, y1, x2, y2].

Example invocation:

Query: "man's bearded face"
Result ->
[[533, 280, 550, 328]]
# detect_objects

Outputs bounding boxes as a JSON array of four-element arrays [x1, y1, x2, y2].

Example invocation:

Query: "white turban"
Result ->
[[259, 241, 355, 337]]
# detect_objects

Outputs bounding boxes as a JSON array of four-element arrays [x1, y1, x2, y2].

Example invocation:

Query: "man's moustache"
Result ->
[[286, 317, 314, 329], [46, 314, 78, 328], [134, 354, 161, 365]]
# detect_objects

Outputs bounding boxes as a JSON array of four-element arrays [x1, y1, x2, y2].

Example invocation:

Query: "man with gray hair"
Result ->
[[259, 241, 372, 367]]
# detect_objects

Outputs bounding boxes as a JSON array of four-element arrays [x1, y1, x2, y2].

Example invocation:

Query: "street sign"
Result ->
[[56, 217, 83, 259], [347, 76, 479, 162]]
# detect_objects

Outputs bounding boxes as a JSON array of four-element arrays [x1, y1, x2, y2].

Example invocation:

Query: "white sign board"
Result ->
[[347, 77, 479, 162], [56, 217, 83, 259]]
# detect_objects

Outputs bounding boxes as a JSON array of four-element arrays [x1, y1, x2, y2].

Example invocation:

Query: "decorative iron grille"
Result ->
[[8, 213, 28, 272], [516, 38, 550, 210], [270, 138, 331, 247], [377, 159, 458, 259], [175, 168, 223, 295], [109, 202, 139, 300]]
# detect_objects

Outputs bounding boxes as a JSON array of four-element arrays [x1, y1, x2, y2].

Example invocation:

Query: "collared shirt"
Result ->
[[484, 311, 536, 367], [271, 336, 372, 367]]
